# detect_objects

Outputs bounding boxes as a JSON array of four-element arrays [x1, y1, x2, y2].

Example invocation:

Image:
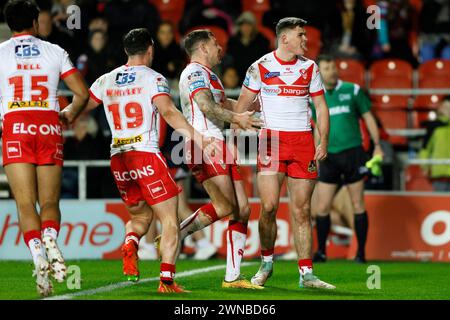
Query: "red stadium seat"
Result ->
[[369, 59, 413, 111], [363, 0, 377, 7], [411, 110, 438, 128], [242, 0, 270, 25], [303, 26, 322, 60], [150, 0, 186, 29], [418, 59, 450, 89], [371, 94, 409, 109], [335, 59, 366, 87], [405, 165, 434, 191], [258, 25, 276, 50], [186, 25, 229, 53], [413, 94, 442, 110], [369, 59, 413, 89], [372, 108, 409, 145]]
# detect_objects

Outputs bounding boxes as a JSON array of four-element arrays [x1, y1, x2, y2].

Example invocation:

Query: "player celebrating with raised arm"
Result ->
[[235, 17, 335, 289], [174, 29, 263, 289], [0, 0, 89, 297], [69, 28, 212, 293]]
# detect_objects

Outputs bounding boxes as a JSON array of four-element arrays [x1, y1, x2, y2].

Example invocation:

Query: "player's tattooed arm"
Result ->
[[194, 90, 262, 130], [223, 98, 237, 111], [193, 89, 235, 123]]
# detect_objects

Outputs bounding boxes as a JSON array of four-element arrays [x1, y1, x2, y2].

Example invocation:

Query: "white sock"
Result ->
[[196, 238, 211, 249], [262, 254, 274, 263], [28, 238, 46, 266], [180, 209, 208, 240], [42, 227, 58, 240], [224, 229, 247, 282]]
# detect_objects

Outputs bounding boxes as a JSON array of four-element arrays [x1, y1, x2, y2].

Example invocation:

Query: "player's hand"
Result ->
[[234, 111, 263, 130], [230, 122, 243, 136], [59, 108, 77, 126], [373, 144, 384, 158], [314, 142, 328, 161], [202, 136, 218, 157]]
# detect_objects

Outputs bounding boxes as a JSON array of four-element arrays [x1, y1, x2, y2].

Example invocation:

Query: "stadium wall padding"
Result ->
[[0, 194, 449, 261]]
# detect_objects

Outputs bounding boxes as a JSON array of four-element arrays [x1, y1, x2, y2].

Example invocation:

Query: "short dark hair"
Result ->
[[183, 29, 214, 57], [3, 0, 40, 33], [316, 54, 335, 66], [123, 28, 154, 56], [275, 17, 307, 37]]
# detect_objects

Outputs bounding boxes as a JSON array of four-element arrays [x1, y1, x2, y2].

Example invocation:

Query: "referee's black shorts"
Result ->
[[318, 146, 369, 184]]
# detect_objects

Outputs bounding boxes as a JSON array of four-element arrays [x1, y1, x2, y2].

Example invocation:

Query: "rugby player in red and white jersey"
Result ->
[[174, 29, 263, 289], [0, 0, 89, 297], [68, 28, 212, 293], [235, 17, 335, 289]]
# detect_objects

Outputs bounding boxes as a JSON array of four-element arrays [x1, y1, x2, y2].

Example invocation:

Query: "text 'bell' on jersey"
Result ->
[[179, 62, 226, 140], [243, 51, 324, 132], [89, 65, 171, 156], [0, 33, 76, 118]]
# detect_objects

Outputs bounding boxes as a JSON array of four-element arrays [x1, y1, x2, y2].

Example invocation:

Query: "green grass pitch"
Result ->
[[0, 259, 449, 300]]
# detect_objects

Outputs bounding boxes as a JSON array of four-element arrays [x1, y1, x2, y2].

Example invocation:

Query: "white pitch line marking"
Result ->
[[44, 262, 256, 300]]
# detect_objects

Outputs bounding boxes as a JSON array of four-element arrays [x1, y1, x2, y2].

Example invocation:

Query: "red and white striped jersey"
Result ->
[[243, 51, 324, 131], [0, 33, 76, 118], [179, 62, 226, 140], [89, 65, 171, 156]]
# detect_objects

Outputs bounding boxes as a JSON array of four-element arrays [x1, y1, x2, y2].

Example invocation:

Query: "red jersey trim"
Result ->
[[243, 84, 260, 93], [190, 86, 210, 98], [12, 32, 34, 38], [151, 92, 170, 104], [60, 68, 78, 79], [310, 89, 324, 97], [273, 51, 298, 65], [89, 90, 102, 103]]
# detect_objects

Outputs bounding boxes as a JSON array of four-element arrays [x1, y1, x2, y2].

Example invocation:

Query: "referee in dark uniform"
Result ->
[[310, 55, 384, 263]]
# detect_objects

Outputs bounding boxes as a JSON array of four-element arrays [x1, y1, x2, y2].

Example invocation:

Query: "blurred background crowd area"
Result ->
[[0, 0, 449, 198]]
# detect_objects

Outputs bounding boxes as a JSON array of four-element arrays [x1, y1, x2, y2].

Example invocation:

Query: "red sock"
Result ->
[[160, 263, 175, 284], [200, 203, 219, 222], [228, 220, 247, 234], [23, 230, 41, 247], [125, 232, 140, 247], [261, 248, 274, 262], [41, 220, 60, 239], [261, 248, 274, 256], [298, 259, 313, 275]]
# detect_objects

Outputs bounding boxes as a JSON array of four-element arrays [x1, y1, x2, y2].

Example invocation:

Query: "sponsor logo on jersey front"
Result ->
[[264, 72, 281, 79], [329, 105, 351, 116], [262, 85, 309, 97], [339, 93, 351, 101]]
